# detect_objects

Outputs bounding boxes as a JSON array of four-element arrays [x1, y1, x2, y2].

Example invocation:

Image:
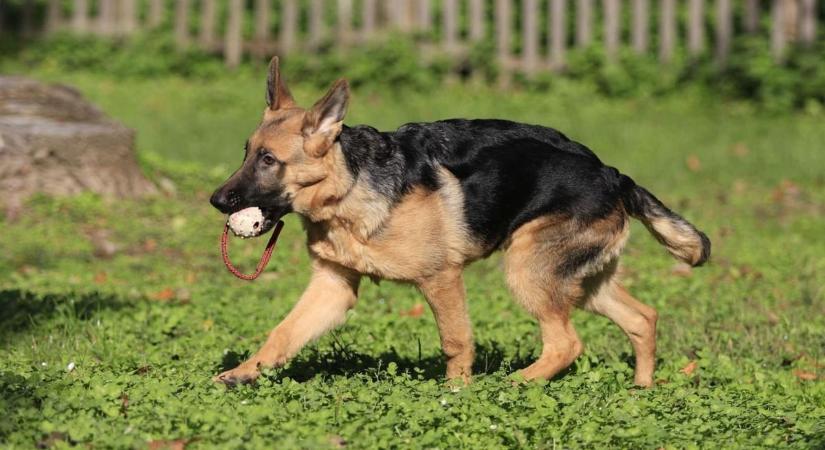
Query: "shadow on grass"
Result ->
[[216, 341, 577, 383], [0, 289, 129, 343]]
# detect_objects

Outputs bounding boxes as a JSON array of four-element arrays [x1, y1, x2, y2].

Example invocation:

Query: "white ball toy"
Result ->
[[227, 207, 266, 238]]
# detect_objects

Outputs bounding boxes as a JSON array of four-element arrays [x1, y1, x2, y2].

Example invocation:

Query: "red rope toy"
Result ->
[[220, 220, 285, 280]]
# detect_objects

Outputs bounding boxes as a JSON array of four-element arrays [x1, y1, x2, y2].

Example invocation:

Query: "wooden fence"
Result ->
[[3, 0, 821, 71]]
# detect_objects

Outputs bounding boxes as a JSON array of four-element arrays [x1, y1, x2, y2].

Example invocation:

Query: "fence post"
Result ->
[[744, 0, 759, 32], [771, 0, 788, 61], [549, 0, 566, 71], [604, 0, 620, 63], [496, 0, 512, 82], [174, 0, 191, 47], [72, 0, 89, 33], [149, 0, 164, 28], [279, 0, 297, 53], [21, 0, 34, 38], [632, 0, 648, 54], [688, 0, 704, 56], [443, 0, 459, 52], [309, 0, 324, 47], [254, 0, 271, 58], [416, 0, 431, 31], [199, 0, 217, 50], [392, 0, 413, 31], [362, 0, 377, 39], [576, 0, 593, 47], [522, 0, 539, 73], [659, 0, 676, 63], [715, 0, 732, 66], [469, 0, 484, 41], [120, 0, 138, 35], [97, 0, 118, 36], [337, 0, 353, 46], [225, 0, 243, 68], [799, 0, 817, 46], [46, 0, 62, 33]]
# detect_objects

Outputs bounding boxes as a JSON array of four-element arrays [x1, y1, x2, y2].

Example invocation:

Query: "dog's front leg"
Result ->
[[418, 266, 474, 384], [215, 259, 360, 385]]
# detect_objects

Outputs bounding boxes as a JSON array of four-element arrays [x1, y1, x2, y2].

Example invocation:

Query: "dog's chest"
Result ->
[[304, 187, 477, 281]]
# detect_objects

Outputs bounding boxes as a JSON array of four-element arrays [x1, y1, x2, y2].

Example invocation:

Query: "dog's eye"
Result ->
[[261, 154, 278, 166]]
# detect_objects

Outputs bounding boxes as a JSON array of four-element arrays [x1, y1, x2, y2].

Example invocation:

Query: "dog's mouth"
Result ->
[[227, 206, 289, 238]]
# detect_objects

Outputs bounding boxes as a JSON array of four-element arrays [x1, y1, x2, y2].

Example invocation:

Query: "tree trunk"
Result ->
[[0, 77, 156, 218]]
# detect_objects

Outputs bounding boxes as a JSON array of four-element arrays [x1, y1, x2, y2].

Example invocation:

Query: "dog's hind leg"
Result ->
[[214, 259, 360, 385], [584, 279, 658, 387], [504, 219, 585, 381], [418, 266, 475, 383]]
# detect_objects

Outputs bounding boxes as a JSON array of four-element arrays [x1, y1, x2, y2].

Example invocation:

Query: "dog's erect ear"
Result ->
[[302, 79, 349, 157], [266, 56, 295, 111]]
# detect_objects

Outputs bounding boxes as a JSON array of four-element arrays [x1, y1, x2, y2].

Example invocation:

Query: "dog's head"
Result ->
[[210, 57, 352, 236]]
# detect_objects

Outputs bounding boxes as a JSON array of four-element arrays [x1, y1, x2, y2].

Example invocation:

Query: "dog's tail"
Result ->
[[618, 173, 711, 266]]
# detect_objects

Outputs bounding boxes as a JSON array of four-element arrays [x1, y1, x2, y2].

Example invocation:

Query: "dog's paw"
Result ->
[[213, 362, 260, 386]]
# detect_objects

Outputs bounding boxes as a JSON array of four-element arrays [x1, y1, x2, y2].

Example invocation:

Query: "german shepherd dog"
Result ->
[[209, 57, 710, 387]]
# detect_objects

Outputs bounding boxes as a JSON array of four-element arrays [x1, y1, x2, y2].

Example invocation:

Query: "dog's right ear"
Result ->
[[266, 56, 295, 111]]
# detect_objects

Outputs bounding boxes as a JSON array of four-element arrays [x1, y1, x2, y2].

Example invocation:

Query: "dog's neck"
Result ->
[[299, 126, 401, 241]]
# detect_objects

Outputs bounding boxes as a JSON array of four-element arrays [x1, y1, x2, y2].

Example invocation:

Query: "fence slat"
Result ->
[[688, 0, 705, 56], [149, 0, 163, 28], [120, 0, 137, 35], [337, 0, 353, 45], [443, 0, 459, 52], [799, 0, 817, 46], [225, 0, 243, 68], [659, 0, 676, 63], [199, 0, 217, 49], [549, 0, 565, 70], [22, 0, 34, 38], [309, 0, 324, 47], [716, 0, 732, 65], [416, 0, 431, 30], [604, 0, 620, 62], [362, 0, 376, 39], [174, 0, 190, 47], [97, 0, 117, 36], [393, 0, 412, 31], [46, 0, 61, 33], [576, 0, 593, 47], [255, 0, 271, 42], [496, 0, 512, 74], [72, 0, 89, 33], [522, 0, 539, 73], [771, 0, 788, 61], [632, 0, 648, 53], [470, 0, 484, 41], [744, 0, 759, 32], [280, 0, 298, 53]]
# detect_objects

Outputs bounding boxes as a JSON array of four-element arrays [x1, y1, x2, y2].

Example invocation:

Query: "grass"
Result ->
[[1, 70, 824, 449]]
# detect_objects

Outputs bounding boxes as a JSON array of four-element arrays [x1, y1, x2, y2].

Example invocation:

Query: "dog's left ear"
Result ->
[[303, 79, 349, 158], [266, 56, 295, 111]]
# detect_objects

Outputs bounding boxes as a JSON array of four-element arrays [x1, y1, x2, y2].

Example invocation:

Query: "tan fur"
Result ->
[[214, 259, 360, 384], [647, 216, 705, 265], [305, 168, 483, 281], [583, 266, 658, 387], [418, 266, 474, 383]]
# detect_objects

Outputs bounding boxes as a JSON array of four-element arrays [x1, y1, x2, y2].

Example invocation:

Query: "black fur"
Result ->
[[339, 119, 630, 251]]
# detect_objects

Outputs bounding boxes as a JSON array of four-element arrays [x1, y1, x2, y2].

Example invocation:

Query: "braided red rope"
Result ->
[[220, 220, 285, 280]]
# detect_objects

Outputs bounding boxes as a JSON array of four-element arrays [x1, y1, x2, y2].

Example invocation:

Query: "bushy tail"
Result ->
[[619, 175, 711, 266]]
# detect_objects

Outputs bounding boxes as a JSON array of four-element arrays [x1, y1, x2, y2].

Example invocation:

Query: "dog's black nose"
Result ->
[[210, 189, 233, 214]]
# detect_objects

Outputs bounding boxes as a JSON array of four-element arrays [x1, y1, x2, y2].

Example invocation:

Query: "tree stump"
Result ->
[[0, 77, 157, 218]]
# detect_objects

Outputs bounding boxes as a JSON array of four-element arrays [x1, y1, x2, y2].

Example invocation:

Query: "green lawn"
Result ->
[[1, 71, 824, 449]]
